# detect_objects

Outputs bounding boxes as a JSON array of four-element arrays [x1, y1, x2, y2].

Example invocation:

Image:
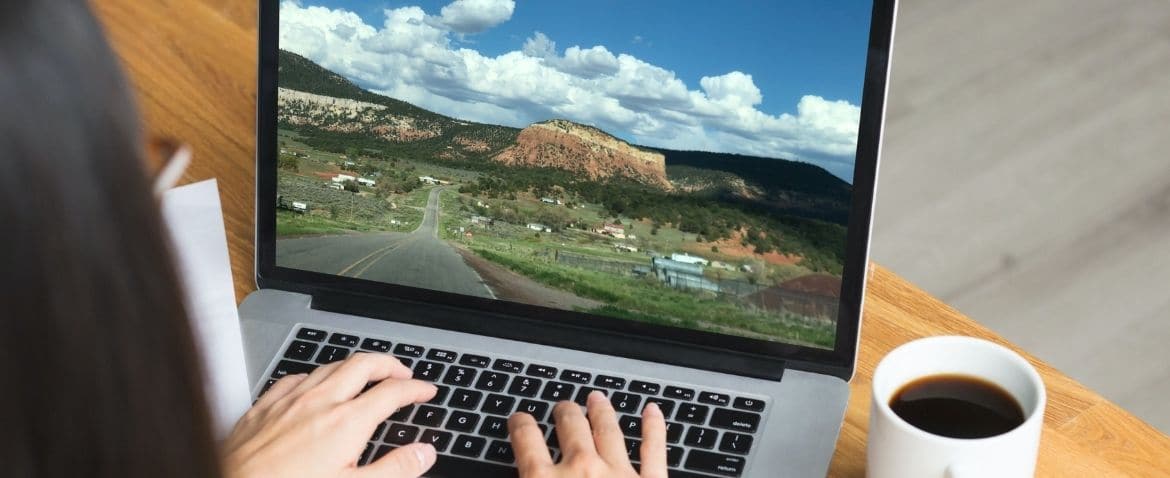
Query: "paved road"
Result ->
[[276, 187, 494, 298]]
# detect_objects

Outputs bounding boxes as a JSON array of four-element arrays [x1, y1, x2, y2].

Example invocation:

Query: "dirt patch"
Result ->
[[682, 229, 802, 266], [455, 247, 604, 311]]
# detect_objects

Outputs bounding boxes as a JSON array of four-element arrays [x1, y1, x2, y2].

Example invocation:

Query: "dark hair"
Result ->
[[0, 1, 221, 476]]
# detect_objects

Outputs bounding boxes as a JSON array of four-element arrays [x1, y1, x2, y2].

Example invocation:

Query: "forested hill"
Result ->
[[656, 149, 851, 202]]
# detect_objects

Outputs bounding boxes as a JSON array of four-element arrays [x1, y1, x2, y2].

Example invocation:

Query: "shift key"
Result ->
[[685, 450, 745, 477]]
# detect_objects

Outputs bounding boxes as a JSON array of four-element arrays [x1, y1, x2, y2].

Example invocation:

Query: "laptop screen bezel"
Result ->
[[255, 0, 895, 381]]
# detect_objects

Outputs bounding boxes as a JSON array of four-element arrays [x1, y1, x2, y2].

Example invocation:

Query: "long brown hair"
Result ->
[[0, 1, 221, 476]]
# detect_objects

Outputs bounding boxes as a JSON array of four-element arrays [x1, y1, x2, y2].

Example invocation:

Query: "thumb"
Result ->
[[356, 443, 437, 478]]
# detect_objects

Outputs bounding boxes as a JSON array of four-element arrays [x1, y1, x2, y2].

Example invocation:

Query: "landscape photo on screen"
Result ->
[[274, 0, 873, 349]]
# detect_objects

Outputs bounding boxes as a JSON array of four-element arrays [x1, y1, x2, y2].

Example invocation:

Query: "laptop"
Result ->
[[244, 1, 895, 476]]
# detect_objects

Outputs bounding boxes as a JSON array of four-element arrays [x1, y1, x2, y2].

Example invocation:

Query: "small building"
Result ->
[[291, 201, 308, 213], [471, 215, 492, 226], [614, 243, 639, 253], [527, 223, 551, 232], [671, 252, 710, 266], [328, 183, 344, 190], [651, 257, 719, 293], [540, 197, 564, 205], [332, 174, 356, 184], [357, 177, 376, 187], [603, 223, 625, 235], [419, 176, 439, 185]]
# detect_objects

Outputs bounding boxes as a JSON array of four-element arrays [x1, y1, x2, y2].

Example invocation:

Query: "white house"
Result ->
[[419, 176, 439, 185], [670, 252, 709, 266], [527, 223, 551, 232], [357, 177, 376, 187], [332, 174, 356, 183], [327, 183, 344, 190], [291, 201, 308, 213]]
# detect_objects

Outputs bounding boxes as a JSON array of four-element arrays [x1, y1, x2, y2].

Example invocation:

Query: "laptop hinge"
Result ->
[[309, 290, 787, 382]]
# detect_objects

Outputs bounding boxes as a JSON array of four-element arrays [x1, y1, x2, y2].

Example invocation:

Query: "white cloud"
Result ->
[[436, 0, 514, 34], [278, 1, 861, 180]]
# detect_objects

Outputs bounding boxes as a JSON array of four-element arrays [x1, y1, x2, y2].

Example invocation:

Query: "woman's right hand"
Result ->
[[509, 390, 669, 478]]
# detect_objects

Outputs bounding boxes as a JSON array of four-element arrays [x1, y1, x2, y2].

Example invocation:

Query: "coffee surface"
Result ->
[[889, 374, 1025, 439]]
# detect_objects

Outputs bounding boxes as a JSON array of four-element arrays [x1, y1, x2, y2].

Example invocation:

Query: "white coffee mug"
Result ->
[[867, 336, 1046, 478]]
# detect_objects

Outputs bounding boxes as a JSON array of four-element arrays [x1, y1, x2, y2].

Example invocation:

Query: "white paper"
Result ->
[[160, 179, 251, 439]]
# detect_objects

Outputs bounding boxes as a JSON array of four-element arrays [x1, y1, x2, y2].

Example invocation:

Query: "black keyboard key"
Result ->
[[547, 427, 559, 449], [371, 422, 387, 441], [479, 416, 509, 438], [710, 408, 761, 433], [481, 394, 516, 416], [413, 361, 445, 382], [373, 444, 392, 462], [427, 349, 458, 363], [390, 404, 414, 422], [699, 392, 730, 407], [328, 333, 359, 347], [541, 382, 575, 402], [296, 328, 327, 342], [398, 357, 414, 368], [283, 340, 319, 361], [526, 364, 557, 378], [560, 369, 591, 384], [420, 429, 453, 452], [676, 403, 710, 424], [493, 359, 524, 373], [315, 346, 349, 364], [685, 450, 745, 476], [484, 440, 515, 464], [360, 338, 392, 352], [259, 378, 277, 396], [667, 445, 685, 467], [451, 434, 487, 458], [508, 376, 542, 397], [474, 371, 509, 392], [385, 423, 419, 445], [719, 432, 753, 455], [428, 385, 451, 405], [445, 411, 480, 432], [611, 392, 642, 414], [271, 360, 316, 378], [625, 438, 641, 461], [460, 354, 490, 368], [619, 415, 642, 437], [684, 426, 718, 449], [449, 389, 483, 410], [664, 386, 695, 401], [574, 386, 608, 405], [666, 422, 685, 443], [732, 397, 766, 412], [629, 380, 661, 395], [594, 375, 626, 389], [394, 343, 424, 357], [359, 442, 374, 465], [644, 397, 676, 417], [442, 366, 477, 387], [412, 405, 447, 427], [516, 399, 550, 421]]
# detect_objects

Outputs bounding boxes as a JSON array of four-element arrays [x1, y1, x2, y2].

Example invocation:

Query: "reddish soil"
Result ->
[[682, 229, 802, 266]]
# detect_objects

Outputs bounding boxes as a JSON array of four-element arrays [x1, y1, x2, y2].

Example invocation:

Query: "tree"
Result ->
[[343, 180, 359, 193], [278, 155, 299, 172]]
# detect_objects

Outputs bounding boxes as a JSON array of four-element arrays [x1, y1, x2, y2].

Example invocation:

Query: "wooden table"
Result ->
[[93, 1, 1170, 476]]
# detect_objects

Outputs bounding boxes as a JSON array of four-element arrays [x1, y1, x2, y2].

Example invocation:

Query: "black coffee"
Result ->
[[889, 374, 1025, 439]]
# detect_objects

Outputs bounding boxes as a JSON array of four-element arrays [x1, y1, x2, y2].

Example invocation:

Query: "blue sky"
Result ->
[[280, 0, 875, 181]]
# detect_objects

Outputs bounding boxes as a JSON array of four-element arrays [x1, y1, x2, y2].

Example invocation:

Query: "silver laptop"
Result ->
[[244, 1, 895, 476]]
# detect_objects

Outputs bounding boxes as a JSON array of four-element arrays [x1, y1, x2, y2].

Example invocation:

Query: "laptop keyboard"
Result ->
[[258, 326, 768, 477]]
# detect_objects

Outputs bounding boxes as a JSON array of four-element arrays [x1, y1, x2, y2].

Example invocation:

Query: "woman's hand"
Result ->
[[509, 391, 669, 478], [223, 353, 439, 478]]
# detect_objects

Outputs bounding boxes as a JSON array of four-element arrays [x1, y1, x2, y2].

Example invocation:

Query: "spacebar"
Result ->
[[425, 455, 517, 477]]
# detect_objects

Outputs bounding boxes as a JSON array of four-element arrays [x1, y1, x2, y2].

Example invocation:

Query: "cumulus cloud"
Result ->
[[436, 0, 514, 34], [279, 0, 861, 180]]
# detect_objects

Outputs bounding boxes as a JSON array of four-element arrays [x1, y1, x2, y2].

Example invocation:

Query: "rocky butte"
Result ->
[[494, 119, 671, 189]]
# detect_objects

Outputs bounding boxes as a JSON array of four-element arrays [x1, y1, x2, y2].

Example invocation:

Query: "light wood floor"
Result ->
[[872, 0, 1170, 433]]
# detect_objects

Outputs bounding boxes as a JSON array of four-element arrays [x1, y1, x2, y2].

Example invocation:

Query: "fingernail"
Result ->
[[588, 390, 605, 403], [645, 402, 660, 415], [415, 443, 436, 468]]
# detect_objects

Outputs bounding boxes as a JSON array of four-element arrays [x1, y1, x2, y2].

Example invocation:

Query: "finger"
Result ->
[[318, 353, 414, 401], [355, 443, 436, 478], [289, 360, 347, 395], [253, 373, 307, 409], [348, 378, 437, 423], [585, 391, 628, 466], [551, 400, 596, 462], [508, 412, 554, 472], [638, 402, 669, 478]]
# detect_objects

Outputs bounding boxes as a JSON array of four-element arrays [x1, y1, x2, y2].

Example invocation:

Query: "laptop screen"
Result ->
[[274, 1, 875, 351]]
